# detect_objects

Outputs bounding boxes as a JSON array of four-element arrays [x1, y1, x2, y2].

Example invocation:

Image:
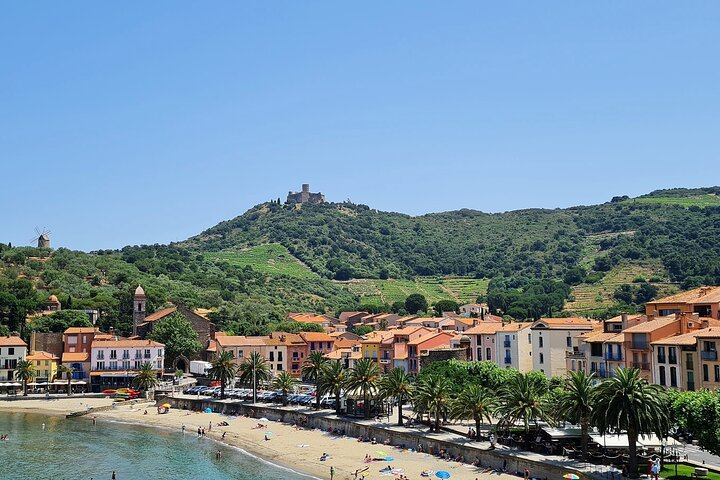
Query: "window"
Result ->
[[123, 350, 130, 359], [310, 342, 316, 351], [670, 367, 677, 388], [277, 364, 283, 371], [278, 352, 283, 362], [293, 352, 298, 359], [67, 336, 77, 345], [715, 365, 720, 383], [566, 337, 572, 348], [144, 349, 151, 359], [327, 342, 331, 349], [658, 366, 666, 386], [269, 352, 274, 361], [122, 361, 130, 370], [135, 350, 142, 359], [539, 353, 544, 364], [110, 361, 118, 370], [134, 361, 141, 369], [657, 346, 666, 363], [97, 361, 105, 370], [527, 333, 531, 344], [110, 350, 117, 359], [476, 348, 482, 361], [669, 347, 677, 365], [485, 347, 491, 360], [82, 335, 87, 344], [539, 337, 544, 348], [97, 351, 104, 360], [703, 364, 709, 382]]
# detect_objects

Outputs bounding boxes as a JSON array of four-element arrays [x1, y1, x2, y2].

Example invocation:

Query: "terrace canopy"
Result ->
[[590, 434, 682, 448]]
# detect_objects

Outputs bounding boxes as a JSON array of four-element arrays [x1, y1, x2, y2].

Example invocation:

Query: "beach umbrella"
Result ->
[[563, 474, 580, 480], [204, 408, 212, 413], [435, 471, 451, 479], [259, 417, 269, 422], [384, 457, 394, 462], [265, 432, 273, 435], [376, 450, 388, 456], [162, 403, 172, 408]]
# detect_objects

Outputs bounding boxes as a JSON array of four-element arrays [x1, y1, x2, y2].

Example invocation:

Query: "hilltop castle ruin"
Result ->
[[286, 184, 325, 204]]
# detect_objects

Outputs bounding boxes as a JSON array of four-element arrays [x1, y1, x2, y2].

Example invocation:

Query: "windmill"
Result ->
[[31, 227, 51, 248]]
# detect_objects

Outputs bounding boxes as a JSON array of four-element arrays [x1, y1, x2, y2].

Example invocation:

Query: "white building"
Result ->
[[90, 338, 164, 387], [531, 318, 596, 377], [0, 336, 27, 381], [495, 322, 533, 372]]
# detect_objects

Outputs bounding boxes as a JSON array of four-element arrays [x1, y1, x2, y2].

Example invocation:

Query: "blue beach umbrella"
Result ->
[[436, 471, 451, 479]]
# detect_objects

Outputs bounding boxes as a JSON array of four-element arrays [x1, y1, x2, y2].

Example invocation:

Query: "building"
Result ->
[[530, 318, 596, 377], [298, 332, 334, 356], [132, 285, 146, 337], [46, 295, 61, 312], [271, 332, 307, 377], [465, 322, 504, 363], [459, 303, 488, 317], [62, 327, 104, 381], [695, 327, 720, 390], [360, 331, 395, 373], [650, 330, 703, 390], [495, 322, 533, 372], [0, 336, 27, 381], [90, 338, 165, 389], [645, 286, 720, 320], [286, 184, 325, 204], [406, 331, 455, 374], [26, 351, 59, 383]]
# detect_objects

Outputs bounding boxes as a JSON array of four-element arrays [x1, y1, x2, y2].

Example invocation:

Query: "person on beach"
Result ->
[[222, 432, 226, 440], [181, 424, 185, 434], [330, 466, 335, 480], [208, 421, 212, 432], [264, 434, 270, 441], [215, 449, 222, 459], [93, 416, 97, 425], [524, 468, 530, 480], [111, 471, 116, 480]]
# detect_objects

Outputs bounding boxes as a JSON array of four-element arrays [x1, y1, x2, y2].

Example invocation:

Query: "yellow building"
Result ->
[[26, 351, 59, 382]]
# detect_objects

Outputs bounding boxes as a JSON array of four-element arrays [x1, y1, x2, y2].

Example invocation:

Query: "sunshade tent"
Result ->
[[542, 427, 584, 439], [590, 434, 682, 448]]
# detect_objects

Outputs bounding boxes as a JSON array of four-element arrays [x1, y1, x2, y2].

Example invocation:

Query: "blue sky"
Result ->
[[2, 2, 719, 251]]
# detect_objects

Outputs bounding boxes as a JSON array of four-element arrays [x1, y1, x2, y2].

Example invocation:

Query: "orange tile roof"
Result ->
[[215, 335, 269, 347], [94, 334, 113, 340], [0, 336, 27, 347], [465, 323, 504, 335], [622, 316, 677, 333], [483, 314, 504, 323], [92, 339, 165, 348], [407, 331, 454, 346], [499, 322, 533, 332], [693, 327, 720, 338], [606, 333, 625, 343], [532, 318, 594, 329], [27, 351, 59, 361], [392, 326, 432, 336], [145, 306, 177, 322], [298, 332, 333, 342], [651, 330, 706, 346], [269, 332, 306, 345], [64, 327, 100, 334], [647, 286, 720, 306], [605, 314, 643, 323], [455, 318, 474, 327], [334, 338, 360, 349], [62, 352, 89, 362], [583, 332, 623, 343]]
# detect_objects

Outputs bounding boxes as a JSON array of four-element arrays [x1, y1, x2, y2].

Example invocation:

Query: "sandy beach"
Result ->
[[92, 401, 519, 480], [0, 396, 116, 416]]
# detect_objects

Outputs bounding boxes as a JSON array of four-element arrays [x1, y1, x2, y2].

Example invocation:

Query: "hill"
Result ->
[[3, 186, 720, 336]]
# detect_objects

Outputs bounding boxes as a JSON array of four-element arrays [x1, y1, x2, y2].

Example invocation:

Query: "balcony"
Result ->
[[566, 351, 584, 359], [631, 362, 651, 370], [604, 353, 622, 361], [631, 342, 649, 350], [504, 357, 512, 364], [503, 340, 511, 348], [701, 351, 718, 361]]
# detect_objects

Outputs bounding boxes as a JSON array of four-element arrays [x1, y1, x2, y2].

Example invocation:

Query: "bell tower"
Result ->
[[133, 285, 146, 337]]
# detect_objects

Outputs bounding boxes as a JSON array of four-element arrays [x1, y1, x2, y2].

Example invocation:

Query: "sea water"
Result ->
[[0, 412, 310, 480]]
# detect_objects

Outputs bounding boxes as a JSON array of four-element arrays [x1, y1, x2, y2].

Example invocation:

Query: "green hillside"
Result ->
[[205, 244, 319, 279]]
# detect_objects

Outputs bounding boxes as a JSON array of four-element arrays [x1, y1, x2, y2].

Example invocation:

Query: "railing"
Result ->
[[631, 342, 649, 350], [631, 362, 651, 370], [503, 341, 511, 348], [604, 353, 622, 361], [701, 351, 718, 361], [504, 357, 512, 364]]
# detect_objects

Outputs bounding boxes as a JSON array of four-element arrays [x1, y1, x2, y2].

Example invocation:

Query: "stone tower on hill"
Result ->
[[133, 285, 146, 337], [286, 184, 325, 204]]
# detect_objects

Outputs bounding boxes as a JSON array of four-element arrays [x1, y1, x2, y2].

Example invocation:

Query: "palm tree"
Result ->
[[14, 360, 35, 396], [209, 351, 238, 400], [413, 374, 453, 432], [272, 371, 297, 405], [57, 364, 75, 396], [238, 351, 272, 403], [302, 351, 327, 409], [132, 362, 159, 392], [379, 368, 413, 426], [450, 383, 496, 440], [318, 360, 345, 414], [497, 372, 549, 434], [556, 370, 596, 460], [343, 358, 381, 419], [592, 368, 670, 478]]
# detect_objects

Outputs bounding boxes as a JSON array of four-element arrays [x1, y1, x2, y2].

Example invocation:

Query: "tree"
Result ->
[[564, 267, 586, 286], [379, 368, 413, 426], [209, 351, 238, 400], [450, 384, 496, 441], [556, 371, 595, 460], [344, 358, 381, 419], [267, 321, 324, 334], [272, 371, 297, 405], [238, 351, 272, 403], [301, 351, 327, 409], [132, 362, 159, 391], [405, 294, 428, 315], [318, 360, 345, 414], [433, 300, 459, 316], [353, 325, 374, 336], [669, 389, 720, 456], [592, 368, 670, 478], [15, 360, 35, 396], [635, 283, 658, 303], [148, 312, 202, 364], [413, 374, 453, 432], [497, 372, 549, 433], [57, 364, 74, 396], [25, 310, 92, 335], [614, 284, 634, 304]]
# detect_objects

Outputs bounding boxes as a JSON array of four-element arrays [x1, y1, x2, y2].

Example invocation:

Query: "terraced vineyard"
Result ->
[[205, 244, 319, 279], [341, 277, 489, 306], [565, 261, 677, 313], [625, 194, 720, 208]]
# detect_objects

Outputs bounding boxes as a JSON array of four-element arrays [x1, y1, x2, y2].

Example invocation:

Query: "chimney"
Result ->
[[621, 313, 628, 330]]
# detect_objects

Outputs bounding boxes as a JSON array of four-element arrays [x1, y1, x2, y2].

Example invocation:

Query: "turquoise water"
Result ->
[[0, 412, 311, 480]]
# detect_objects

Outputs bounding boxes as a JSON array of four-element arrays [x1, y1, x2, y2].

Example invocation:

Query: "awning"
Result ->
[[590, 434, 682, 448], [71, 381, 87, 385], [542, 426, 584, 439]]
